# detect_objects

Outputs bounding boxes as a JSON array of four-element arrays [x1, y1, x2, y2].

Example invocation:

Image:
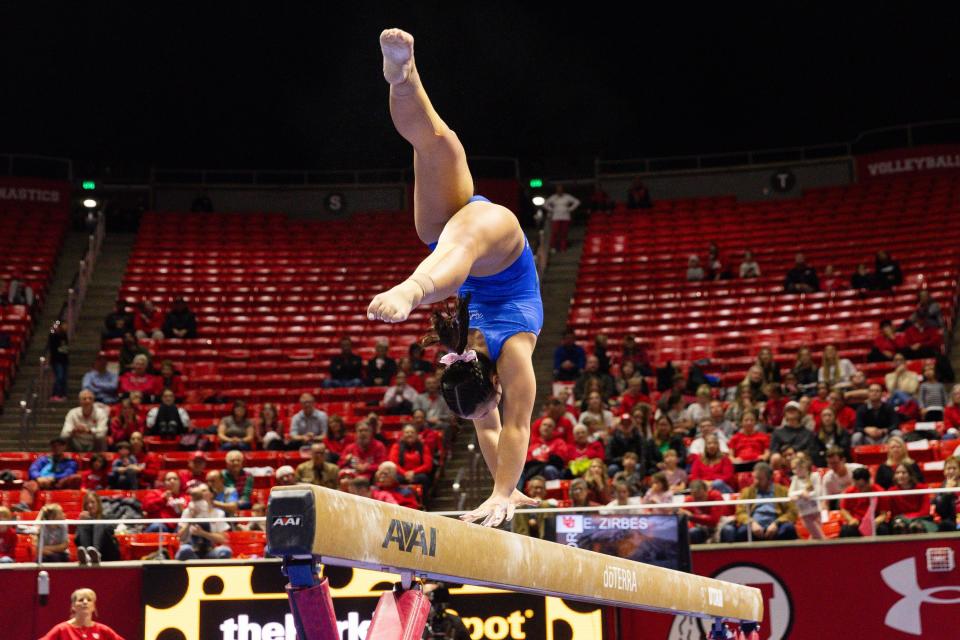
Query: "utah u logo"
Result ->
[[882, 557, 960, 636], [382, 519, 437, 557]]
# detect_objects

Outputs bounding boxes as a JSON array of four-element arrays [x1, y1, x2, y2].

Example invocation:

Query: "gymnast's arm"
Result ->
[[367, 203, 523, 322]]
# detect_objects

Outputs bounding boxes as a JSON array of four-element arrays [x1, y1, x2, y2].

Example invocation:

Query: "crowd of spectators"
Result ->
[[532, 321, 959, 544], [0, 295, 465, 563]]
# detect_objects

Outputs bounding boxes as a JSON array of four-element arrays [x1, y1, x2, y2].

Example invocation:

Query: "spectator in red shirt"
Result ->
[[155, 360, 185, 401], [109, 398, 143, 449], [118, 355, 160, 399], [839, 467, 883, 537], [524, 418, 569, 482], [39, 588, 126, 640], [566, 424, 605, 475], [338, 421, 388, 480], [808, 382, 831, 419], [81, 454, 110, 491], [729, 410, 770, 466], [180, 452, 208, 488], [142, 471, 188, 533], [898, 316, 942, 359], [679, 479, 724, 544], [409, 409, 443, 460], [349, 475, 397, 504], [533, 397, 576, 443], [134, 299, 164, 341], [373, 462, 421, 509], [393, 357, 425, 393], [690, 434, 736, 493], [254, 402, 284, 451], [763, 383, 787, 428], [322, 414, 355, 464], [619, 375, 652, 418], [389, 424, 434, 490], [130, 431, 162, 488], [877, 463, 935, 535], [0, 506, 18, 562], [868, 319, 899, 362], [817, 390, 856, 432], [582, 458, 611, 504]]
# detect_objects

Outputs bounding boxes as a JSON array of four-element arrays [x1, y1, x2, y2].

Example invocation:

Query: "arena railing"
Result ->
[[597, 118, 960, 176], [3, 485, 956, 564], [16, 211, 105, 445]]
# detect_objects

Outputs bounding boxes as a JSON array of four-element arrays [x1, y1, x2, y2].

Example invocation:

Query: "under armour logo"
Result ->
[[881, 557, 960, 636]]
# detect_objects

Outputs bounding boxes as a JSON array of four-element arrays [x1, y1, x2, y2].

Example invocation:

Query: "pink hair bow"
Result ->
[[439, 350, 478, 366]]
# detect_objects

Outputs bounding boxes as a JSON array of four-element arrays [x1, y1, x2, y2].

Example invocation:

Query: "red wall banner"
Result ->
[[0, 566, 143, 640], [0, 177, 71, 209], [856, 144, 960, 181], [1, 536, 957, 639], [619, 536, 960, 639]]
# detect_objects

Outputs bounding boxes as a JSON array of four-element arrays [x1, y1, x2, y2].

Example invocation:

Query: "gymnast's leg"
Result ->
[[380, 28, 474, 244]]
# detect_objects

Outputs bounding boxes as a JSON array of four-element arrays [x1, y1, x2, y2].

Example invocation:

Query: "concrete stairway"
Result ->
[[428, 226, 585, 511], [0, 233, 136, 450]]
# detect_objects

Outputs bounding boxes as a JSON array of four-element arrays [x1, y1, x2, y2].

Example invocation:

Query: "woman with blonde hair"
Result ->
[[789, 452, 824, 539], [582, 457, 611, 504], [36, 503, 69, 562], [875, 436, 923, 489], [39, 588, 126, 640], [818, 344, 856, 390], [75, 491, 119, 564]]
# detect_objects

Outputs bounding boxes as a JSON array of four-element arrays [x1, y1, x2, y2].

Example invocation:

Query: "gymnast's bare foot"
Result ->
[[380, 28, 415, 87], [367, 280, 423, 323]]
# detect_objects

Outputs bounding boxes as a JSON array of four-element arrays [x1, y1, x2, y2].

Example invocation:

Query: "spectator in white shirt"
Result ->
[[175, 484, 232, 560], [820, 446, 864, 497], [61, 389, 109, 452], [687, 419, 730, 457], [739, 250, 761, 278], [383, 371, 419, 415], [818, 344, 857, 390], [543, 184, 580, 253], [413, 375, 454, 428]]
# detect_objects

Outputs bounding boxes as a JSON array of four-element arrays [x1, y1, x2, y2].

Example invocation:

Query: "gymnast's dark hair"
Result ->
[[421, 293, 497, 418]]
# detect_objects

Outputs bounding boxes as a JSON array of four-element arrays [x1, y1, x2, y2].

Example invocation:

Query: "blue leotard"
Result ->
[[427, 195, 543, 361]]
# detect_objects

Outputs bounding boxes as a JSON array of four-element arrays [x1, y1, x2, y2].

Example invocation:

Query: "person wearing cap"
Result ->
[[275, 466, 297, 486], [13, 438, 80, 510], [81, 356, 119, 404], [769, 400, 818, 467], [295, 443, 340, 488], [181, 452, 208, 488], [162, 297, 197, 339]]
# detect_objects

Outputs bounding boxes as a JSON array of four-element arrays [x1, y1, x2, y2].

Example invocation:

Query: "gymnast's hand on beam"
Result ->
[[460, 490, 540, 528], [367, 280, 423, 323]]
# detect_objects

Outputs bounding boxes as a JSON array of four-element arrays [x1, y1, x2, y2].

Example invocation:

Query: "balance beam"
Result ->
[[266, 485, 763, 624]]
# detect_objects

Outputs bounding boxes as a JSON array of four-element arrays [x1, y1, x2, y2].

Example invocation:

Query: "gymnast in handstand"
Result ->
[[367, 28, 543, 527]]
